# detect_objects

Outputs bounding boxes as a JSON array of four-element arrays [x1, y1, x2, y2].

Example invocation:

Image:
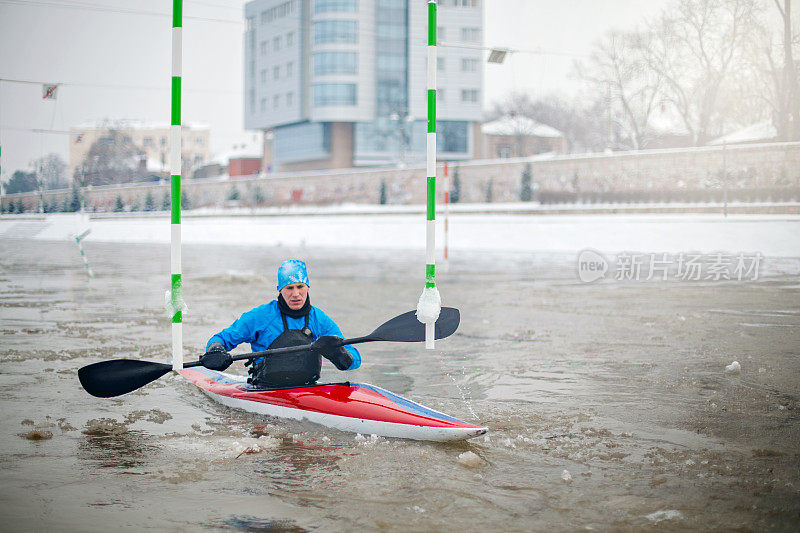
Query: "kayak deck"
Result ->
[[180, 367, 487, 442]]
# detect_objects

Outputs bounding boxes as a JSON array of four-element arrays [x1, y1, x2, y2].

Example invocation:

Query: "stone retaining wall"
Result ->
[[3, 142, 799, 212]]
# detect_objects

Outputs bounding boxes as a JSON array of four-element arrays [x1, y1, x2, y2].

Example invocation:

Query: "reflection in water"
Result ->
[[220, 515, 306, 533], [251, 441, 343, 495]]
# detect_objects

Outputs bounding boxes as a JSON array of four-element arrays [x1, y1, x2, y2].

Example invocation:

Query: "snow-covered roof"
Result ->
[[205, 138, 263, 166], [708, 121, 777, 145], [482, 116, 564, 138], [146, 157, 169, 173], [73, 119, 209, 131]]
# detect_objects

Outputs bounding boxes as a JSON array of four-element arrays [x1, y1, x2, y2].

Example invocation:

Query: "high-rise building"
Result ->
[[244, 0, 483, 172]]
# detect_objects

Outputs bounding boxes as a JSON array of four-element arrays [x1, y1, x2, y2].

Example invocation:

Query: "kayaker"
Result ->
[[200, 259, 360, 388]]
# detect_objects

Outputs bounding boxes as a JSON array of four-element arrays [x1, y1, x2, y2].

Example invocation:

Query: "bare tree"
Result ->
[[643, 0, 762, 145], [30, 153, 67, 190], [487, 92, 608, 153], [82, 129, 145, 186], [577, 30, 664, 150], [770, 0, 800, 139]]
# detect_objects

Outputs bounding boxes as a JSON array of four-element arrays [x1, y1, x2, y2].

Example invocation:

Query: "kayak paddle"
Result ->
[[78, 307, 460, 398]]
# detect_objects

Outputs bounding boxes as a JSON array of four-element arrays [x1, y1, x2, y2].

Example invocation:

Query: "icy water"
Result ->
[[1, 238, 799, 531]]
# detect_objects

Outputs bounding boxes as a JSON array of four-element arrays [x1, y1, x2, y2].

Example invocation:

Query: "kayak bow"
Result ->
[[181, 367, 487, 442]]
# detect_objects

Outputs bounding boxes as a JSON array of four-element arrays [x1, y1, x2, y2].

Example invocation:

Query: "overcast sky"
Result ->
[[0, 0, 669, 179]]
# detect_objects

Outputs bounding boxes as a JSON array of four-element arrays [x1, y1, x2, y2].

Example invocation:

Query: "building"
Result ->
[[708, 121, 778, 146], [244, 0, 483, 171], [482, 115, 567, 158], [69, 120, 210, 180]]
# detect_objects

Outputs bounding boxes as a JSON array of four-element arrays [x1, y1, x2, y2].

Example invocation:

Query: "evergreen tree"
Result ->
[[67, 183, 81, 212], [379, 179, 387, 204], [143, 190, 156, 211], [130, 199, 140, 212], [44, 199, 58, 213], [6, 170, 38, 194], [16, 199, 26, 213], [253, 186, 266, 205], [451, 168, 461, 203], [114, 195, 125, 212], [227, 185, 240, 201], [520, 163, 532, 201], [181, 191, 190, 209], [161, 191, 171, 211], [486, 178, 494, 203], [6, 201, 15, 214]]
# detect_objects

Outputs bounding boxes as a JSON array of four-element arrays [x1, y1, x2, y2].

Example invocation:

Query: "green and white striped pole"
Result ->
[[170, 0, 183, 371], [74, 228, 93, 278], [416, 0, 441, 350]]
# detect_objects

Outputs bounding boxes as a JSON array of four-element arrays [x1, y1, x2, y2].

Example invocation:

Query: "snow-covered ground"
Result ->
[[1, 208, 798, 257]]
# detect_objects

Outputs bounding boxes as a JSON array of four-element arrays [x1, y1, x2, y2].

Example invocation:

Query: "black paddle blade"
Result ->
[[369, 307, 460, 342], [78, 359, 173, 398]]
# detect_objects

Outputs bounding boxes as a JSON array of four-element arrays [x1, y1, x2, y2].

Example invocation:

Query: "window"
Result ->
[[314, 0, 357, 14], [376, 23, 405, 39], [260, 10, 267, 24], [286, 61, 294, 77], [246, 16, 255, 31], [437, 57, 445, 71], [273, 36, 281, 51], [461, 58, 478, 72], [438, 120, 468, 153], [313, 83, 356, 106], [286, 32, 294, 46], [454, 0, 479, 6], [265, 1, 297, 22], [273, 66, 280, 80], [314, 20, 358, 44], [260, 69, 267, 83], [274, 122, 330, 163], [273, 94, 280, 109], [161, 137, 167, 146], [286, 92, 294, 107], [313, 51, 358, 74], [460, 27, 480, 42], [195, 137, 204, 146], [461, 89, 479, 103], [143, 137, 152, 146], [260, 41, 267, 55], [260, 98, 266, 113], [376, 54, 405, 70]]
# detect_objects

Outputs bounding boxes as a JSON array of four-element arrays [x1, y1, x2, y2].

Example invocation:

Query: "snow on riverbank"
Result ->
[[1, 209, 798, 257]]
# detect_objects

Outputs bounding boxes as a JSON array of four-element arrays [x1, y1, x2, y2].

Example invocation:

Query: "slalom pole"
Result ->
[[443, 161, 450, 272], [170, 0, 184, 371], [416, 0, 440, 350], [74, 228, 93, 278]]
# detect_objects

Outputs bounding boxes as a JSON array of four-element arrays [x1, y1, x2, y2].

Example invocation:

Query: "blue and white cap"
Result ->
[[277, 259, 310, 290]]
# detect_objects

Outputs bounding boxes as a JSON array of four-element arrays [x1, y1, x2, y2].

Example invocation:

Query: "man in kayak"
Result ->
[[200, 259, 361, 388]]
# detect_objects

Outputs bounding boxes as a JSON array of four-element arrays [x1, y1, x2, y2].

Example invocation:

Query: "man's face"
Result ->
[[280, 283, 308, 310]]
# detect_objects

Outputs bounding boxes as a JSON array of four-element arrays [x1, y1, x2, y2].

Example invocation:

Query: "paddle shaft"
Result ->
[[195, 308, 459, 366], [215, 336, 372, 366]]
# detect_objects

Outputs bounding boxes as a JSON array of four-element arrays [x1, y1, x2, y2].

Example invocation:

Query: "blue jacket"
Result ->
[[207, 300, 361, 371]]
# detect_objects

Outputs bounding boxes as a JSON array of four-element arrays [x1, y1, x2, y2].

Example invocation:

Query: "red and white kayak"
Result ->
[[180, 366, 487, 442]]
